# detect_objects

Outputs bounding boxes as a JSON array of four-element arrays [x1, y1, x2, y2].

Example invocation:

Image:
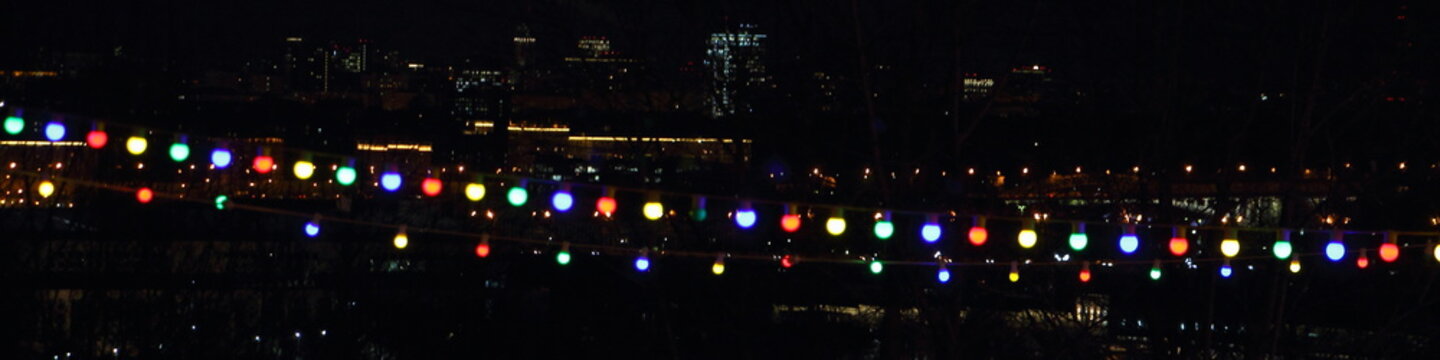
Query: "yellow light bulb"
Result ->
[[712, 260, 726, 275], [1008, 271, 1020, 282], [37, 180, 55, 198], [1221, 239, 1240, 258], [1289, 259, 1302, 273], [1433, 244, 1440, 263], [465, 183, 485, 201], [643, 202, 664, 220], [125, 136, 148, 155], [1018, 229, 1038, 249], [292, 161, 315, 180], [825, 217, 846, 236], [393, 232, 409, 249]]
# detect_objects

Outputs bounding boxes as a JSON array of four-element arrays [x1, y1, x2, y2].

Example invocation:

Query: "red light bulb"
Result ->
[[596, 196, 617, 216], [1357, 251, 1371, 269], [780, 214, 802, 232], [421, 178, 442, 197], [475, 242, 491, 258], [968, 226, 988, 246], [780, 255, 795, 268], [1079, 268, 1092, 283], [86, 130, 108, 149], [1168, 237, 1188, 256], [252, 156, 274, 174], [136, 187, 154, 204], [1379, 243, 1400, 263]]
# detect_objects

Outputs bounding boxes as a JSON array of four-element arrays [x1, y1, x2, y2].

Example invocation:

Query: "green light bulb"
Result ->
[[168, 142, 190, 162], [335, 166, 357, 186], [4, 116, 23, 135], [869, 260, 884, 274], [507, 186, 528, 206], [214, 195, 229, 210], [1273, 240, 1293, 259], [556, 251, 571, 265], [873, 221, 894, 240]]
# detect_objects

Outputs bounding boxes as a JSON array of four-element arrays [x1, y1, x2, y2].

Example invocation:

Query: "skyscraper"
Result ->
[[705, 24, 768, 118], [513, 24, 536, 68]]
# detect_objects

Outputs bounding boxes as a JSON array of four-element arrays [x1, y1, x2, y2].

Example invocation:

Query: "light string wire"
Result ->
[[6, 167, 1437, 271]]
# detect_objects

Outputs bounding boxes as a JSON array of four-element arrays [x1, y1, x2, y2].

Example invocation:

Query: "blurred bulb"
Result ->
[[464, 183, 485, 201], [735, 208, 757, 229], [126, 136, 148, 155], [642, 201, 664, 220], [826, 217, 847, 236], [37, 180, 55, 198]]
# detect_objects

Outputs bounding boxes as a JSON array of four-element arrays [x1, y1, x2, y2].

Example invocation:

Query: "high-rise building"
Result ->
[[513, 24, 536, 68], [705, 24, 768, 118]]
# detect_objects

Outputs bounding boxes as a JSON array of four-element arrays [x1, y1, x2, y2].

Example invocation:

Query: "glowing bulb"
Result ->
[[475, 242, 491, 258], [1079, 266, 1092, 283], [968, 226, 988, 246], [868, 260, 883, 274], [1221, 239, 1240, 258], [634, 255, 650, 272], [506, 186, 528, 206], [136, 187, 154, 204], [780, 214, 801, 232], [335, 166, 357, 186], [3, 116, 22, 135], [86, 130, 108, 149], [1434, 244, 1440, 263], [126, 136, 148, 155], [556, 250, 572, 265], [1149, 261, 1162, 281], [780, 255, 795, 268], [595, 196, 617, 216], [937, 268, 951, 283], [1018, 229, 1038, 249], [464, 183, 485, 201], [642, 201, 664, 220], [420, 178, 442, 197], [304, 221, 320, 238], [735, 208, 757, 229], [1220, 264, 1233, 278], [1273, 240, 1293, 259], [1379, 243, 1399, 263], [1119, 233, 1139, 255], [551, 191, 573, 211], [1008, 262, 1020, 282], [214, 195, 228, 210], [1068, 224, 1088, 251], [380, 172, 402, 192], [712, 257, 726, 275], [826, 217, 847, 236], [210, 149, 232, 169], [392, 231, 409, 249], [872, 220, 894, 239], [1169, 236, 1188, 256], [1356, 251, 1370, 269], [37, 180, 55, 198], [168, 142, 190, 162], [252, 156, 274, 174], [1289, 259, 1302, 273], [291, 161, 316, 180], [921, 223, 942, 243], [1325, 241, 1345, 261], [44, 122, 64, 141]]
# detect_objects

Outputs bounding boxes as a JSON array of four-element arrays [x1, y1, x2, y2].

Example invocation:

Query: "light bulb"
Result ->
[[1289, 259, 1302, 273], [420, 178, 442, 197], [1379, 243, 1399, 263], [1220, 239, 1240, 258], [1357, 250, 1370, 269], [780, 214, 801, 232], [288, 161, 313, 180], [475, 242, 491, 258], [1079, 262, 1092, 283], [1169, 236, 1188, 256], [214, 195, 228, 210], [252, 156, 274, 174], [868, 260, 883, 274], [937, 267, 951, 283], [37, 180, 55, 198], [921, 223, 942, 243], [634, 255, 650, 272], [304, 221, 320, 238], [595, 196, 616, 216], [1220, 263, 1233, 278], [506, 186, 528, 206], [1008, 262, 1020, 282], [968, 226, 988, 246], [1119, 228, 1139, 255], [642, 201, 664, 220], [1325, 241, 1345, 261], [1273, 240, 1293, 259], [380, 172, 402, 192], [1149, 261, 1162, 281], [1068, 224, 1088, 251], [210, 149, 232, 169], [464, 183, 485, 201], [136, 187, 154, 204], [872, 220, 894, 240], [780, 255, 796, 268], [126, 136, 148, 155], [3, 116, 23, 135], [393, 231, 409, 249], [86, 130, 108, 149], [826, 217, 847, 236], [1433, 244, 1440, 263], [551, 191, 573, 211], [335, 166, 357, 186], [44, 121, 64, 141], [168, 142, 190, 162], [735, 208, 757, 229], [712, 257, 726, 275], [1018, 229, 1038, 249], [556, 250, 572, 265]]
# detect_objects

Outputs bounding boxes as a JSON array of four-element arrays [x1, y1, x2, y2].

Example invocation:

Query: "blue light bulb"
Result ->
[[380, 172, 402, 192]]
